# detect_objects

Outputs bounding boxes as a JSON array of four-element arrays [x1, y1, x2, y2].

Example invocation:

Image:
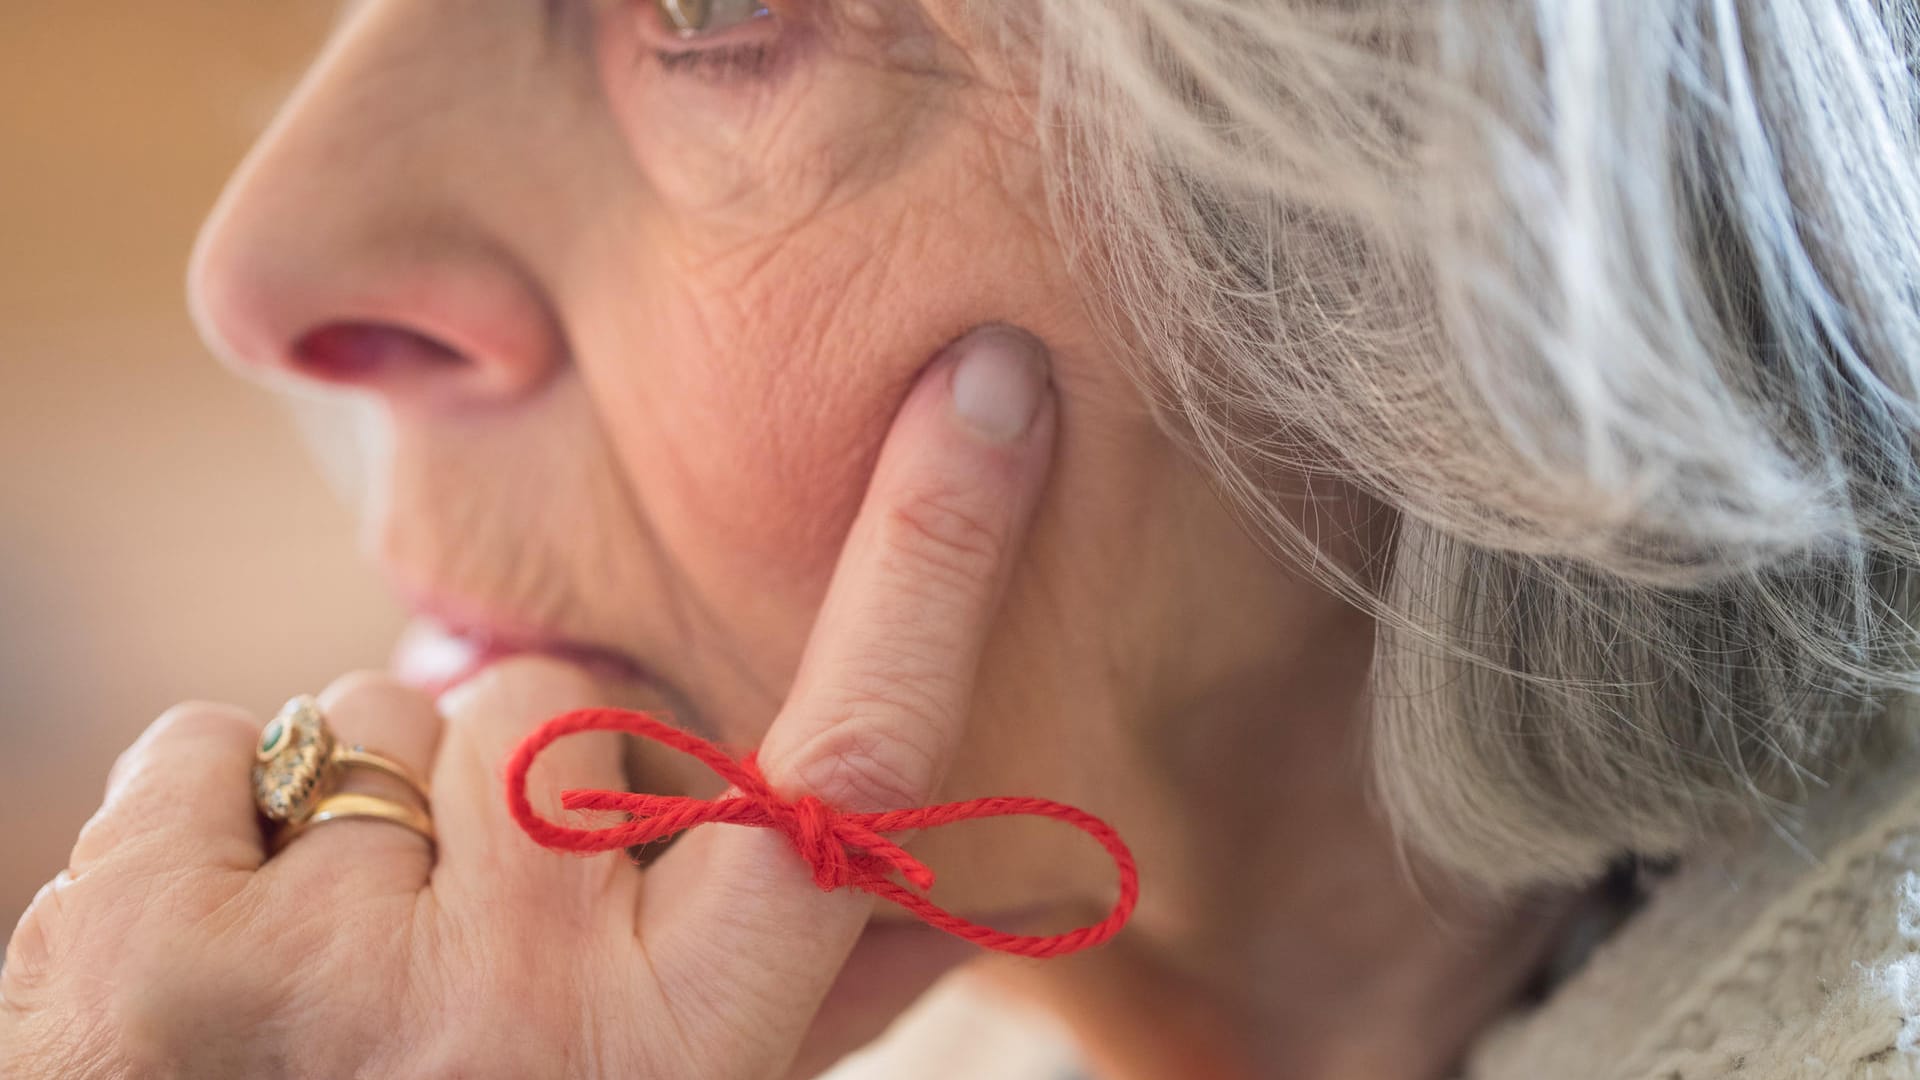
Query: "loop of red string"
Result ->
[[505, 708, 1139, 959]]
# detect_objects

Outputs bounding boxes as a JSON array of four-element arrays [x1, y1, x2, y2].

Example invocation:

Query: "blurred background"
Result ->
[[0, 3, 401, 935]]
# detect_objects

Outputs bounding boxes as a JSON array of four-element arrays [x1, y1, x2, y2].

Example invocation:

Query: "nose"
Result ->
[[187, 2, 566, 411]]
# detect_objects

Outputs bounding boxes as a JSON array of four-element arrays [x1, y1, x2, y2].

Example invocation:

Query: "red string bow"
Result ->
[[506, 708, 1139, 958]]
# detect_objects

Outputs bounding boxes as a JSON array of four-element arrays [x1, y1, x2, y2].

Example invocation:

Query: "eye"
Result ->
[[656, 0, 771, 37], [639, 0, 786, 81]]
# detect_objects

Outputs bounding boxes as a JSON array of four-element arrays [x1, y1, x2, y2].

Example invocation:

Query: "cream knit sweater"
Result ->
[[1464, 738, 1920, 1080], [832, 740, 1920, 1079]]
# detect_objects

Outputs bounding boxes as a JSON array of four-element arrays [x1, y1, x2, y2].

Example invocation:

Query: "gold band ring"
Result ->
[[330, 743, 430, 797], [270, 792, 436, 853], [252, 695, 431, 828]]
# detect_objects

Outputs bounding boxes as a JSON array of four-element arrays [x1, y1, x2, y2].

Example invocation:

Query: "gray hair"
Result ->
[[1005, 0, 1920, 890]]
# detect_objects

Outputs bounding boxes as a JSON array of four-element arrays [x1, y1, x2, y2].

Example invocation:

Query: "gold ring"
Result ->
[[252, 695, 430, 827], [270, 792, 436, 853]]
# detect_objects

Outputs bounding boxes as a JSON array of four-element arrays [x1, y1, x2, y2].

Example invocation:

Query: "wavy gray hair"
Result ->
[[1007, 0, 1920, 889]]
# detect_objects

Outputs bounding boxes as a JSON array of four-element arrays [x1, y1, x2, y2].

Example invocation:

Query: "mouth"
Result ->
[[389, 602, 654, 701]]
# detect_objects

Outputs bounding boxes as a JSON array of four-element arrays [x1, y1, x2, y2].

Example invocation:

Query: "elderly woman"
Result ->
[[7, 0, 1920, 1076]]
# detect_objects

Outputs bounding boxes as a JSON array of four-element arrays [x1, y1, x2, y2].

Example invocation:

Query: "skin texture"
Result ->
[[0, 337, 1060, 1077], [3, 1, 1565, 1076]]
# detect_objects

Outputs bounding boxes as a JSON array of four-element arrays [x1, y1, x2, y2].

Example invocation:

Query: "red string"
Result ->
[[505, 708, 1138, 959]]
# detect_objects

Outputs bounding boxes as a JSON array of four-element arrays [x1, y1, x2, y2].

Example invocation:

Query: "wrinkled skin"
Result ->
[[2, 331, 1058, 1077], [4, 0, 1411, 1076]]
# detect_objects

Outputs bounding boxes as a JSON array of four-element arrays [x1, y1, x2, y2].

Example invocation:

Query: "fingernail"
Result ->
[[948, 325, 1049, 443]]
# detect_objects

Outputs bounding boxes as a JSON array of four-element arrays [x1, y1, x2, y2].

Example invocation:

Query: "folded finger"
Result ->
[[259, 673, 442, 897], [68, 702, 264, 878], [432, 655, 635, 914]]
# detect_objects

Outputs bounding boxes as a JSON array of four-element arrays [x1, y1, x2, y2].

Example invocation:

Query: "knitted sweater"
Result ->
[[832, 741, 1920, 1080], [1464, 739, 1920, 1079]]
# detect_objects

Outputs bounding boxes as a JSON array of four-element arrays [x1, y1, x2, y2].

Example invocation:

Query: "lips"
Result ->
[[390, 616, 652, 699]]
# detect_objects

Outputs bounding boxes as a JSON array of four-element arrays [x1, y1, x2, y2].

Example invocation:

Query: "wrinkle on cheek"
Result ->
[[630, 218, 922, 597], [721, 318, 890, 560], [671, 187, 911, 391]]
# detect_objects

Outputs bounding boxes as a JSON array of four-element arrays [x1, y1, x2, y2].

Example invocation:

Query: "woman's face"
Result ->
[[189, 0, 1330, 1059]]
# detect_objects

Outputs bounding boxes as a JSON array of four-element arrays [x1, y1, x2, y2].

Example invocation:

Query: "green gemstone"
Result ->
[[259, 717, 286, 757]]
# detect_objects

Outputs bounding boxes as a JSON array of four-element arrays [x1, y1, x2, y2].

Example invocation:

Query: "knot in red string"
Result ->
[[779, 792, 854, 889], [720, 756, 935, 893], [506, 708, 1138, 959]]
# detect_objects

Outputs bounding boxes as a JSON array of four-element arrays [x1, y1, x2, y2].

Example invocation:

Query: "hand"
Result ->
[[1, 325, 1057, 1079]]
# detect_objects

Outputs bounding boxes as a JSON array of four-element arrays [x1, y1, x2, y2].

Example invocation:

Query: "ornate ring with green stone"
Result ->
[[251, 694, 433, 836], [252, 696, 334, 824]]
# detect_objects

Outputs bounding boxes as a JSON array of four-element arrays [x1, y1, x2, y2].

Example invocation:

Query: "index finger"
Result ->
[[646, 324, 1056, 1049]]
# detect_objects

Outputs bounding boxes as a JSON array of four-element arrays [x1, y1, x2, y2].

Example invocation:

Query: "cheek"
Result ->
[[579, 248, 904, 607], [578, 183, 1054, 623], [570, 35, 1094, 723], [586, 4, 1059, 581]]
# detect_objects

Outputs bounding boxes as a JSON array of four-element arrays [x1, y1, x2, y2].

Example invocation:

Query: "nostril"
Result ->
[[290, 322, 466, 385]]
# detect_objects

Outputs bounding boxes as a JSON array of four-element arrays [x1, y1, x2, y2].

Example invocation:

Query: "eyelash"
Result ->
[[642, 0, 784, 83], [652, 42, 778, 80]]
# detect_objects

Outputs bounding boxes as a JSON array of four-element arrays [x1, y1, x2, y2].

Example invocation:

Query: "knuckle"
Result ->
[[317, 669, 414, 708], [316, 671, 449, 731], [436, 653, 598, 728], [118, 704, 255, 783], [66, 805, 129, 876], [149, 701, 256, 745], [3, 877, 71, 1006], [86, 703, 255, 873], [97, 703, 254, 829], [879, 481, 1007, 588], [482, 652, 602, 698], [792, 716, 947, 812]]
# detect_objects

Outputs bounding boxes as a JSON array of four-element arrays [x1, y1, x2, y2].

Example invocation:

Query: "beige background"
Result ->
[[0, 3, 402, 936]]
